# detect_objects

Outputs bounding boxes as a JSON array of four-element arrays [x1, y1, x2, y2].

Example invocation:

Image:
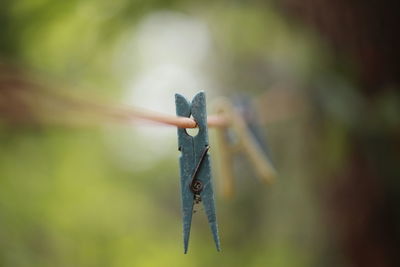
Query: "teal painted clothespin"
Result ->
[[175, 91, 221, 254]]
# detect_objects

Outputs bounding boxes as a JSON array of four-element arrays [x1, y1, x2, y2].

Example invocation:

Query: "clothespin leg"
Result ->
[[235, 113, 276, 183], [215, 128, 235, 198], [182, 188, 194, 254], [201, 179, 221, 251], [213, 100, 236, 198]]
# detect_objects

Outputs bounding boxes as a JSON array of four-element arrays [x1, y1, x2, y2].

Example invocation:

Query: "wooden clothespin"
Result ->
[[175, 91, 221, 253], [213, 98, 276, 198]]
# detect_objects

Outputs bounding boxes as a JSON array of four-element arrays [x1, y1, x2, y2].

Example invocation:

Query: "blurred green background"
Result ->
[[0, 0, 399, 266]]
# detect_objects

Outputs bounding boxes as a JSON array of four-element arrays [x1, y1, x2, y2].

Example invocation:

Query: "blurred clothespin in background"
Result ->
[[213, 97, 276, 199]]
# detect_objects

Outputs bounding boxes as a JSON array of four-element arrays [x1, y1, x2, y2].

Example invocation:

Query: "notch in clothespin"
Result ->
[[213, 98, 276, 198], [175, 91, 220, 254]]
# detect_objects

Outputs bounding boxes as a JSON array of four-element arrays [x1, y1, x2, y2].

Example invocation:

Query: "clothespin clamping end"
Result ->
[[175, 91, 221, 254], [214, 98, 277, 199]]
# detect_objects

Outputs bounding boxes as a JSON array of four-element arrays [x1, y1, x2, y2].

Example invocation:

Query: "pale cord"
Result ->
[[103, 106, 231, 128]]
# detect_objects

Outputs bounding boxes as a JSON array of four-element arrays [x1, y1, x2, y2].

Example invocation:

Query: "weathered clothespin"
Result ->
[[175, 91, 220, 253], [214, 98, 276, 198]]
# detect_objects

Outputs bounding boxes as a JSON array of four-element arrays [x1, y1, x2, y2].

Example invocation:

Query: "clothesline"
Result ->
[[1, 70, 301, 129], [58, 96, 231, 128], [1, 67, 303, 129], [100, 105, 231, 128], [0, 71, 232, 128]]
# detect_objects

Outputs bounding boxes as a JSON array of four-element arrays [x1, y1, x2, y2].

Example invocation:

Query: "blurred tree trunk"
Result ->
[[280, 0, 400, 90], [278, 0, 400, 266]]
